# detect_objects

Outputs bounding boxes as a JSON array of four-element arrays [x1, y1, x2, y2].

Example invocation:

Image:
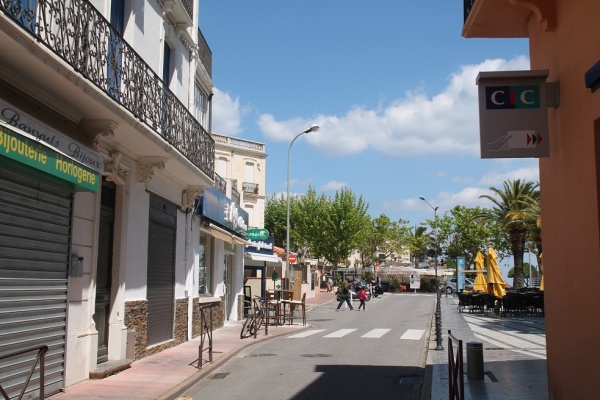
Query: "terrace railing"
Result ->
[[1, 0, 214, 179]]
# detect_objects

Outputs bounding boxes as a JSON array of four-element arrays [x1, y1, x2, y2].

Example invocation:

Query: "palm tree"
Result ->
[[408, 225, 428, 267], [476, 179, 540, 289]]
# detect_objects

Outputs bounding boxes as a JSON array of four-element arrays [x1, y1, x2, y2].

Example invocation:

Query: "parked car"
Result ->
[[445, 278, 474, 294]]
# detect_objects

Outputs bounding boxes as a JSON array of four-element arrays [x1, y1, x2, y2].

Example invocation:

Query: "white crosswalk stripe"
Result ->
[[287, 329, 326, 338], [400, 329, 425, 340], [324, 329, 356, 338], [287, 328, 425, 340], [362, 329, 391, 338]]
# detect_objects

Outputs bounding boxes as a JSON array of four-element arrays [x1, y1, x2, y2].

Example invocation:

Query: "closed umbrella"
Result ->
[[539, 253, 544, 290], [473, 251, 487, 292], [486, 247, 506, 297]]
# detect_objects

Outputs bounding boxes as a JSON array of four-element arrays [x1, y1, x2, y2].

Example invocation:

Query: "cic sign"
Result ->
[[477, 70, 552, 159]]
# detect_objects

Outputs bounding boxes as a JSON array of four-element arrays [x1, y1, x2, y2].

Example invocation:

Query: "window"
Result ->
[[216, 157, 227, 177], [194, 80, 209, 129], [245, 162, 254, 183], [198, 234, 212, 295]]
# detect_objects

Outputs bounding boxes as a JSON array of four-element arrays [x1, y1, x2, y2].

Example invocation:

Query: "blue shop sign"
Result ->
[[245, 235, 275, 256], [197, 187, 248, 237]]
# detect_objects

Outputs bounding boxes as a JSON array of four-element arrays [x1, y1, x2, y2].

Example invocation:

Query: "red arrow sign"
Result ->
[[288, 254, 297, 264]]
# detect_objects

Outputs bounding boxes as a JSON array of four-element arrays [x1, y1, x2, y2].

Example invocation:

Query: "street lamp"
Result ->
[[286, 124, 319, 290], [419, 196, 444, 350]]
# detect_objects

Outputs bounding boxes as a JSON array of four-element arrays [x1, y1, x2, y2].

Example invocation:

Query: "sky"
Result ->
[[199, 1, 539, 279]]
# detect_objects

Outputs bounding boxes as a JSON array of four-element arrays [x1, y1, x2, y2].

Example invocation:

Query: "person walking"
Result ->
[[357, 286, 367, 311], [336, 281, 353, 311], [326, 276, 333, 292]]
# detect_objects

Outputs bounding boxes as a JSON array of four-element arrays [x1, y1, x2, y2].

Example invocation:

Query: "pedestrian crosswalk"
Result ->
[[287, 328, 425, 340]]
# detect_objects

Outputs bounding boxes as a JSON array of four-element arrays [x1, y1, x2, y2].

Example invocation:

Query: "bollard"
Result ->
[[466, 342, 484, 380]]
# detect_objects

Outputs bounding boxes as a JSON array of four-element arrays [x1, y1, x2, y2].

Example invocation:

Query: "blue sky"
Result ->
[[199, 1, 539, 278]]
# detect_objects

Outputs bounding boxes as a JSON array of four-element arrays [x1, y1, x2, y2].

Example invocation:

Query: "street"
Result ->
[[180, 293, 436, 400]]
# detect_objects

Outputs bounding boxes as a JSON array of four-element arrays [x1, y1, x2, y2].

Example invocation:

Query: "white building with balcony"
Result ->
[[0, 0, 246, 396]]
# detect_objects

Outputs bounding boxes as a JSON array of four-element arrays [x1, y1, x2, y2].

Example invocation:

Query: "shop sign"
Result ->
[[476, 70, 551, 158], [247, 228, 269, 241], [0, 98, 104, 172], [0, 122, 99, 192], [198, 187, 248, 237], [245, 235, 275, 255]]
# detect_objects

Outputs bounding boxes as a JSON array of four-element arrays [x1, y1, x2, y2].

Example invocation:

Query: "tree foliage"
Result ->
[[475, 179, 540, 289]]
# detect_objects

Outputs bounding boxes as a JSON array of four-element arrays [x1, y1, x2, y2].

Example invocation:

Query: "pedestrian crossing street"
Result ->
[[287, 328, 425, 340]]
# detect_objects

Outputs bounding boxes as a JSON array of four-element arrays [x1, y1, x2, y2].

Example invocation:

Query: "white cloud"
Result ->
[[211, 88, 247, 136], [254, 56, 530, 158], [319, 180, 347, 192], [479, 166, 540, 186]]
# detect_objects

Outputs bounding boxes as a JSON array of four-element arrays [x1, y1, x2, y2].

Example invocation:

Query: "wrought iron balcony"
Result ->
[[1, 0, 214, 179], [214, 173, 227, 194]]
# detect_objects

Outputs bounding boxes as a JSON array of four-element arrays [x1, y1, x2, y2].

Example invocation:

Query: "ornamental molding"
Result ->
[[80, 119, 118, 150], [137, 157, 167, 186], [183, 186, 204, 209], [102, 149, 128, 186], [509, 0, 555, 32]]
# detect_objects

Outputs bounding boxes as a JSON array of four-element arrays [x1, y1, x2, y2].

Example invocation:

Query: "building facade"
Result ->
[[463, 1, 600, 398], [0, 0, 246, 397]]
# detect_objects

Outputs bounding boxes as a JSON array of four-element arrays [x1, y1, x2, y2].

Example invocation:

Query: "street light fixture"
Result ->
[[419, 196, 444, 350], [286, 124, 319, 290]]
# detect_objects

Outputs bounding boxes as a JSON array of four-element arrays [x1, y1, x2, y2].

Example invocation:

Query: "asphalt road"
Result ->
[[181, 293, 436, 400]]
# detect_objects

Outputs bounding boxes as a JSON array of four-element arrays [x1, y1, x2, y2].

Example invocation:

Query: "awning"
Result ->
[[203, 223, 250, 245], [245, 252, 281, 263]]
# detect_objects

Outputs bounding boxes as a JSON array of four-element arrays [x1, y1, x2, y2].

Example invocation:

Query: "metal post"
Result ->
[[420, 196, 444, 350], [286, 125, 319, 291]]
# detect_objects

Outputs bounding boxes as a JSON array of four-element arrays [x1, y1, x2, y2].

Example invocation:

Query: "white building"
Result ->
[[0, 0, 246, 397]]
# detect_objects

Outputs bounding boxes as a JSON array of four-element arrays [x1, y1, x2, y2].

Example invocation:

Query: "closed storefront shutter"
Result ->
[[0, 161, 73, 398], [146, 195, 176, 346]]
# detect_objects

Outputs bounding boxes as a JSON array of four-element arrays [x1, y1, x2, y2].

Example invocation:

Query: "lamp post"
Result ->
[[419, 196, 444, 350], [286, 124, 319, 290]]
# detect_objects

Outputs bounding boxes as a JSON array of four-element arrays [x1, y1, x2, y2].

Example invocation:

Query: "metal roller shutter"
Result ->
[[146, 195, 176, 346], [0, 162, 72, 398]]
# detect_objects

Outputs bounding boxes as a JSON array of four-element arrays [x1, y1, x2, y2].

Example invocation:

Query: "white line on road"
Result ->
[[400, 329, 425, 340], [362, 329, 391, 338], [287, 329, 326, 338], [324, 329, 356, 338]]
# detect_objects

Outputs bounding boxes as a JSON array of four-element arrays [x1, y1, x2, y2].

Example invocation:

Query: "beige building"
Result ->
[[463, 1, 600, 398]]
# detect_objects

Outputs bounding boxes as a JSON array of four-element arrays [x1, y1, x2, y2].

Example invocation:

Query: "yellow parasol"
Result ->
[[539, 253, 544, 290], [472, 251, 487, 292], [486, 247, 506, 297]]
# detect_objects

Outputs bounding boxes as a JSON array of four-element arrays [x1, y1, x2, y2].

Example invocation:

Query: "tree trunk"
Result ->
[[510, 229, 527, 289]]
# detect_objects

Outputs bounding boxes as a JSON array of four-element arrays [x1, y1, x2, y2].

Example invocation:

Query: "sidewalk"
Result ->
[[48, 290, 337, 400], [425, 293, 548, 400], [48, 289, 548, 400]]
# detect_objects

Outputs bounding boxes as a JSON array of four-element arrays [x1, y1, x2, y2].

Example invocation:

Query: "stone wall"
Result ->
[[125, 297, 196, 360], [192, 297, 225, 338]]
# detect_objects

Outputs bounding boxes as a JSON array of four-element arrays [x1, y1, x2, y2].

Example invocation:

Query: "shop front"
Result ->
[[0, 104, 102, 398], [196, 187, 248, 322]]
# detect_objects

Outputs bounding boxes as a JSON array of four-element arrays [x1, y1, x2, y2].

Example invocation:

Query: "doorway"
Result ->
[[94, 179, 115, 363]]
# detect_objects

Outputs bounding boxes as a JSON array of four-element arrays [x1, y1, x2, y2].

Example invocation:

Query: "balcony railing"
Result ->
[[242, 182, 259, 195], [197, 28, 212, 78], [464, 0, 476, 23], [214, 173, 226, 194], [1, 0, 214, 179]]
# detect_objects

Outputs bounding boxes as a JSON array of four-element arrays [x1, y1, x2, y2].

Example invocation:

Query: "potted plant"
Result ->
[[388, 276, 401, 292]]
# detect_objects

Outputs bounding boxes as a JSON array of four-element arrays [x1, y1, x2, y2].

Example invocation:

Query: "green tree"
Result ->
[[315, 187, 370, 268], [264, 194, 289, 248], [508, 263, 537, 287], [475, 179, 540, 289], [407, 225, 428, 266], [436, 206, 509, 270]]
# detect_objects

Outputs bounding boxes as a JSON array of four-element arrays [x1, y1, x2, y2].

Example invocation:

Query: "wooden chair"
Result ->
[[265, 290, 281, 326], [285, 293, 306, 326]]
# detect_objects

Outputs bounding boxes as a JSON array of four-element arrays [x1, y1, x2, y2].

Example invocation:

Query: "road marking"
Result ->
[[362, 329, 391, 338], [400, 329, 425, 340], [324, 329, 356, 338], [287, 329, 326, 338]]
